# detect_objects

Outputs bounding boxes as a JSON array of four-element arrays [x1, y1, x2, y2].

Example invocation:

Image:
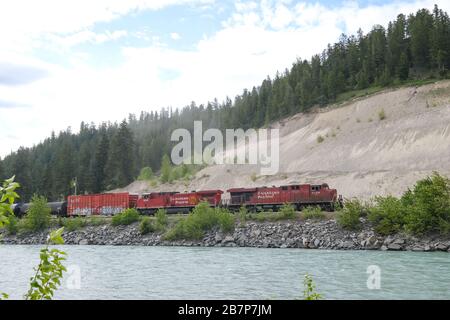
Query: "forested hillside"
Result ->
[[1, 5, 449, 202]]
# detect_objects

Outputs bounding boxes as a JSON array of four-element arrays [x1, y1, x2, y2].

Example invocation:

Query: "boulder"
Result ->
[[387, 243, 402, 251], [79, 239, 89, 245], [222, 235, 235, 243], [435, 243, 449, 251]]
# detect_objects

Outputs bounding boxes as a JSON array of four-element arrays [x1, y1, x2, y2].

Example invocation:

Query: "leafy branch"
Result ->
[[1, 176, 67, 300], [0, 176, 20, 228], [303, 274, 323, 300], [24, 227, 67, 300]]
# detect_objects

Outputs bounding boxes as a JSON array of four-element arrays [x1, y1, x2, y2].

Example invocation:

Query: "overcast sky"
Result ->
[[1, 0, 449, 157]]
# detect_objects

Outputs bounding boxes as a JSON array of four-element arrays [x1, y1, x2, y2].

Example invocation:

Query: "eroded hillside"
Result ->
[[116, 80, 450, 199]]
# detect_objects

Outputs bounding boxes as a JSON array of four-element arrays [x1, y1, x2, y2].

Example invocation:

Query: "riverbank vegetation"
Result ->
[[2, 173, 450, 240], [337, 172, 450, 236], [164, 202, 235, 240]]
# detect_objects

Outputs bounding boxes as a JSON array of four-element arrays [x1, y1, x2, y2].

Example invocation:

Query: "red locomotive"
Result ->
[[227, 184, 339, 212], [136, 190, 223, 214], [50, 183, 340, 217]]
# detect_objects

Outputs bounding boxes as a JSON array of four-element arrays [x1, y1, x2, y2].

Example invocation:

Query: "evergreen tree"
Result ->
[[160, 154, 172, 183], [105, 120, 135, 189]]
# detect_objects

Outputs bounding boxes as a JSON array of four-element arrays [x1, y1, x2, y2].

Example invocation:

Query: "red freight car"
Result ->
[[67, 193, 138, 216], [136, 190, 223, 214], [227, 184, 338, 211]]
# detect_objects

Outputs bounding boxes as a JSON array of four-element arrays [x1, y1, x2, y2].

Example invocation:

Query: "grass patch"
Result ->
[[378, 109, 386, 120], [62, 217, 86, 231], [87, 216, 109, 226], [302, 206, 326, 220], [247, 207, 300, 222], [155, 208, 169, 231]]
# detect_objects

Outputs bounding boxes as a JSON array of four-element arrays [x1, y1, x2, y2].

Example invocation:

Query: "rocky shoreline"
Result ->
[[1, 219, 450, 252]]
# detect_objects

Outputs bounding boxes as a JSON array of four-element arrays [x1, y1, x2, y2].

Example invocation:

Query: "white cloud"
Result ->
[[0, 0, 213, 54], [170, 32, 181, 40], [1, 0, 450, 157]]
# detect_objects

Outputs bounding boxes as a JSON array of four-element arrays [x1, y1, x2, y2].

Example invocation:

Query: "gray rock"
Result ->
[[387, 243, 402, 251], [223, 235, 235, 243], [435, 243, 449, 251], [214, 233, 223, 243], [393, 238, 405, 245], [79, 239, 89, 245]]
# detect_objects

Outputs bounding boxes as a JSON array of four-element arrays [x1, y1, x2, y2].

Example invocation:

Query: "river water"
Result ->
[[0, 245, 449, 299]]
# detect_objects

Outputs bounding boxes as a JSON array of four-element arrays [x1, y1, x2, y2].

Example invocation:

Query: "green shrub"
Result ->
[[337, 199, 363, 230], [403, 172, 450, 235], [139, 217, 155, 235], [317, 135, 324, 143], [24, 195, 52, 231], [6, 215, 19, 235], [368, 196, 406, 235], [378, 108, 386, 120], [278, 203, 296, 219], [63, 217, 86, 231], [112, 208, 140, 226], [217, 208, 235, 233], [164, 202, 235, 240], [138, 167, 154, 181], [155, 208, 168, 231], [302, 206, 325, 220]]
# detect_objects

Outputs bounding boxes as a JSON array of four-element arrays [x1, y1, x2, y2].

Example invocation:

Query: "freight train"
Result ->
[[12, 183, 341, 217]]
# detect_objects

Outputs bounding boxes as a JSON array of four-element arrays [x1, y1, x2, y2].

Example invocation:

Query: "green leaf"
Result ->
[[49, 227, 65, 245]]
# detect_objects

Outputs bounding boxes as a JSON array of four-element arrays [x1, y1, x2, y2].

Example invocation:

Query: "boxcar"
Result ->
[[227, 184, 338, 211], [67, 193, 138, 216]]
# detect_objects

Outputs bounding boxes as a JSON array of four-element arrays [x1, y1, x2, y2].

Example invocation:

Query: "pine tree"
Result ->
[[160, 154, 172, 183], [91, 132, 108, 192], [105, 120, 135, 188]]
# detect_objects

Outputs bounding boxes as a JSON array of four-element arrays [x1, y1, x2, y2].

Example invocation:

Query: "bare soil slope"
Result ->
[[116, 80, 450, 199]]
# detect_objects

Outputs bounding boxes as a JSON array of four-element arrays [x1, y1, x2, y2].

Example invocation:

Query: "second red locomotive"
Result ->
[[227, 183, 339, 212]]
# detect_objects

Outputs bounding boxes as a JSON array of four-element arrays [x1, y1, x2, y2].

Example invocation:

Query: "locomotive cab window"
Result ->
[[281, 186, 288, 190], [311, 185, 321, 192]]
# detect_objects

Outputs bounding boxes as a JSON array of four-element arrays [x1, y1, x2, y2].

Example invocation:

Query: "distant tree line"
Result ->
[[0, 5, 449, 202]]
